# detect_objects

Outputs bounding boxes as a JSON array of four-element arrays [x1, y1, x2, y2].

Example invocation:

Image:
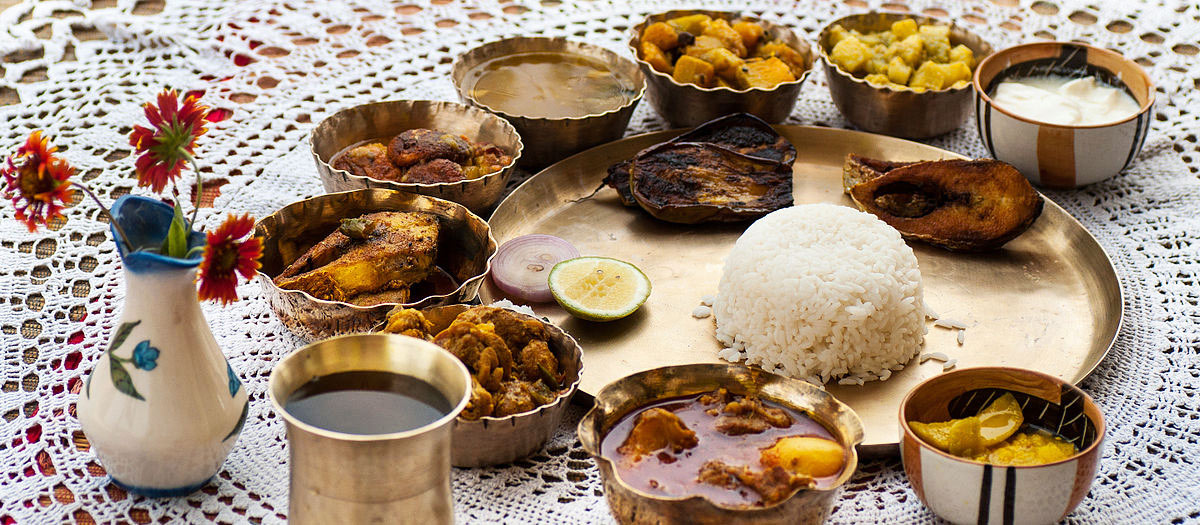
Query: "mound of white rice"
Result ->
[[713, 203, 925, 384]]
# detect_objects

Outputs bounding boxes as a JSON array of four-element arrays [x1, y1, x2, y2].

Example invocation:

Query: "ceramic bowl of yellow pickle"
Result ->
[[818, 12, 992, 139], [629, 10, 814, 127], [899, 367, 1105, 525]]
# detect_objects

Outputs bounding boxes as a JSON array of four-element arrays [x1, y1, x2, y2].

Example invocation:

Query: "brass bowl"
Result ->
[[414, 304, 583, 467], [451, 37, 646, 169], [817, 12, 993, 139], [255, 189, 496, 342], [629, 10, 814, 127], [310, 99, 523, 214], [578, 364, 864, 525]]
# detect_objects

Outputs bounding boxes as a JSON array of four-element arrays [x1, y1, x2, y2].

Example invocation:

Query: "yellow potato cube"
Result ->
[[919, 24, 951, 38], [640, 41, 673, 74], [887, 56, 913, 84], [891, 18, 918, 39], [666, 14, 710, 35], [732, 21, 765, 49], [685, 35, 727, 58], [910, 61, 949, 90], [827, 24, 851, 46], [951, 79, 971, 89], [945, 61, 972, 84], [949, 44, 975, 68], [701, 18, 747, 57], [891, 34, 924, 66], [672, 55, 716, 87], [829, 36, 869, 73], [641, 22, 679, 51], [757, 41, 807, 76], [864, 73, 890, 86], [865, 55, 889, 76], [760, 436, 845, 478], [743, 57, 795, 88], [701, 48, 745, 76]]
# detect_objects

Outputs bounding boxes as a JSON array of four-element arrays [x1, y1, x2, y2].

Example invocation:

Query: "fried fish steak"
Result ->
[[274, 211, 438, 302], [842, 153, 923, 194], [332, 142, 405, 182], [629, 142, 793, 223], [848, 159, 1044, 252]]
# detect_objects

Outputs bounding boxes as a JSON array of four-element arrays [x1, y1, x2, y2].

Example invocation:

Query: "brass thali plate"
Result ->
[[481, 126, 1121, 453]]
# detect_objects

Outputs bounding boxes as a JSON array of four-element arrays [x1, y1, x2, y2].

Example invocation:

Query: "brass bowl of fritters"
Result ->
[[452, 37, 646, 169], [310, 100, 523, 214], [817, 12, 992, 139], [397, 304, 583, 467], [579, 364, 863, 525], [256, 189, 496, 342], [629, 10, 814, 127]]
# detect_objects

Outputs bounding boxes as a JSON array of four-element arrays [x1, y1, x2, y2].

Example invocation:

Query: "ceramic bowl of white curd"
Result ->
[[973, 42, 1154, 189]]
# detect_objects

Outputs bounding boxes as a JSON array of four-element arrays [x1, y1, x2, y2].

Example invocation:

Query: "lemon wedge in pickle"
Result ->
[[976, 393, 1023, 446], [909, 393, 1024, 456]]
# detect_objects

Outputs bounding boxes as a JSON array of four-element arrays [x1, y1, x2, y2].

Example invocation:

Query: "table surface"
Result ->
[[1, 0, 1198, 523]]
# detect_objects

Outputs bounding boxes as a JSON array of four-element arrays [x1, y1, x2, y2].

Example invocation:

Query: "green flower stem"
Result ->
[[186, 153, 202, 226], [72, 182, 134, 254]]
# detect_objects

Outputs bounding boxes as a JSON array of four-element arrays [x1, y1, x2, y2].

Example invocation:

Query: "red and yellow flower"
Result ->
[[2, 131, 75, 231], [128, 89, 222, 193], [197, 213, 262, 305]]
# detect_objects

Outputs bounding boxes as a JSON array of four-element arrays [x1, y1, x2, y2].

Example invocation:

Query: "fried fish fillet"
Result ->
[[275, 211, 438, 302]]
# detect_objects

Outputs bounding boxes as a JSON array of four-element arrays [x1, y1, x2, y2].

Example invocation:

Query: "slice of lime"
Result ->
[[548, 257, 651, 322]]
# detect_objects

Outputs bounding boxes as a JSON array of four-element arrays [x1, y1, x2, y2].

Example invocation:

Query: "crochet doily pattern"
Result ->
[[1, 0, 1197, 522]]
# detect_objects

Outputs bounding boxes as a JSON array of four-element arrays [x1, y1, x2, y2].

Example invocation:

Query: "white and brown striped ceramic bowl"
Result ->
[[973, 42, 1154, 189], [899, 367, 1104, 525]]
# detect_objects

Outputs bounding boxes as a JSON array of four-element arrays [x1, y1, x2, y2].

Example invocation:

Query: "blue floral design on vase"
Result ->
[[131, 341, 160, 371], [226, 362, 241, 397]]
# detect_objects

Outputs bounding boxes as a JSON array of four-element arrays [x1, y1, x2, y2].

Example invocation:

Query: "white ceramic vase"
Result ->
[[77, 195, 249, 497]]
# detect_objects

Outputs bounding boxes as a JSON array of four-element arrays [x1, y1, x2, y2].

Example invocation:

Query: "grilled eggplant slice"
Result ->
[[629, 142, 793, 224], [848, 159, 1043, 252], [842, 154, 923, 193], [604, 160, 637, 207], [603, 113, 796, 207], [671, 113, 797, 165]]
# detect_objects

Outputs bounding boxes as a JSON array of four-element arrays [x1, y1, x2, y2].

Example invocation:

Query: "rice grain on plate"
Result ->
[[714, 203, 924, 383]]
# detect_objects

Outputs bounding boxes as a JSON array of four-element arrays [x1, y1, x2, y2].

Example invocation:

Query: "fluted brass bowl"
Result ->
[[412, 304, 583, 467], [310, 99, 523, 214], [452, 37, 646, 169], [579, 364, 864, 525], [255, 189, 496, 342], [818, 12, 993, 139], [629, 10, 814, 127]]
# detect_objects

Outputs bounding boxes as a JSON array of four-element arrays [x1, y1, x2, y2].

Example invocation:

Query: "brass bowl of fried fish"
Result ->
[[379, 303, 583, 467], [256, 189, 497, 341], [311, 99, 523, 214]]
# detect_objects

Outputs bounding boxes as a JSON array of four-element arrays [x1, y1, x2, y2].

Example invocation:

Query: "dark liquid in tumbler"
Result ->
[[284, 371, 452, 435]]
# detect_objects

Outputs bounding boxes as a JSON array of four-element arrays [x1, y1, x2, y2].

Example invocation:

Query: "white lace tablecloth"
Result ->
[[1, 0, 1197, 522]]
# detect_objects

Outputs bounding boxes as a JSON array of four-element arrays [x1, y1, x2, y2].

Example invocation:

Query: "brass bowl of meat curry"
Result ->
[[255, 189, 496, 342], [579, 364, 864, 525], [310, 99, 523, 214], [378, 303, 583, 467]]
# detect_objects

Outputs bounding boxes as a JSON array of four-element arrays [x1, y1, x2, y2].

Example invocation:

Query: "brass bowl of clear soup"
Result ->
[[452, 37, 646, 169]]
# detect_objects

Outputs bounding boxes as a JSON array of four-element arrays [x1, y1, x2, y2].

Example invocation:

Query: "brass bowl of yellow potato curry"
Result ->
[[818, 12, 992, 138], [630, 10, 814, 127]]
